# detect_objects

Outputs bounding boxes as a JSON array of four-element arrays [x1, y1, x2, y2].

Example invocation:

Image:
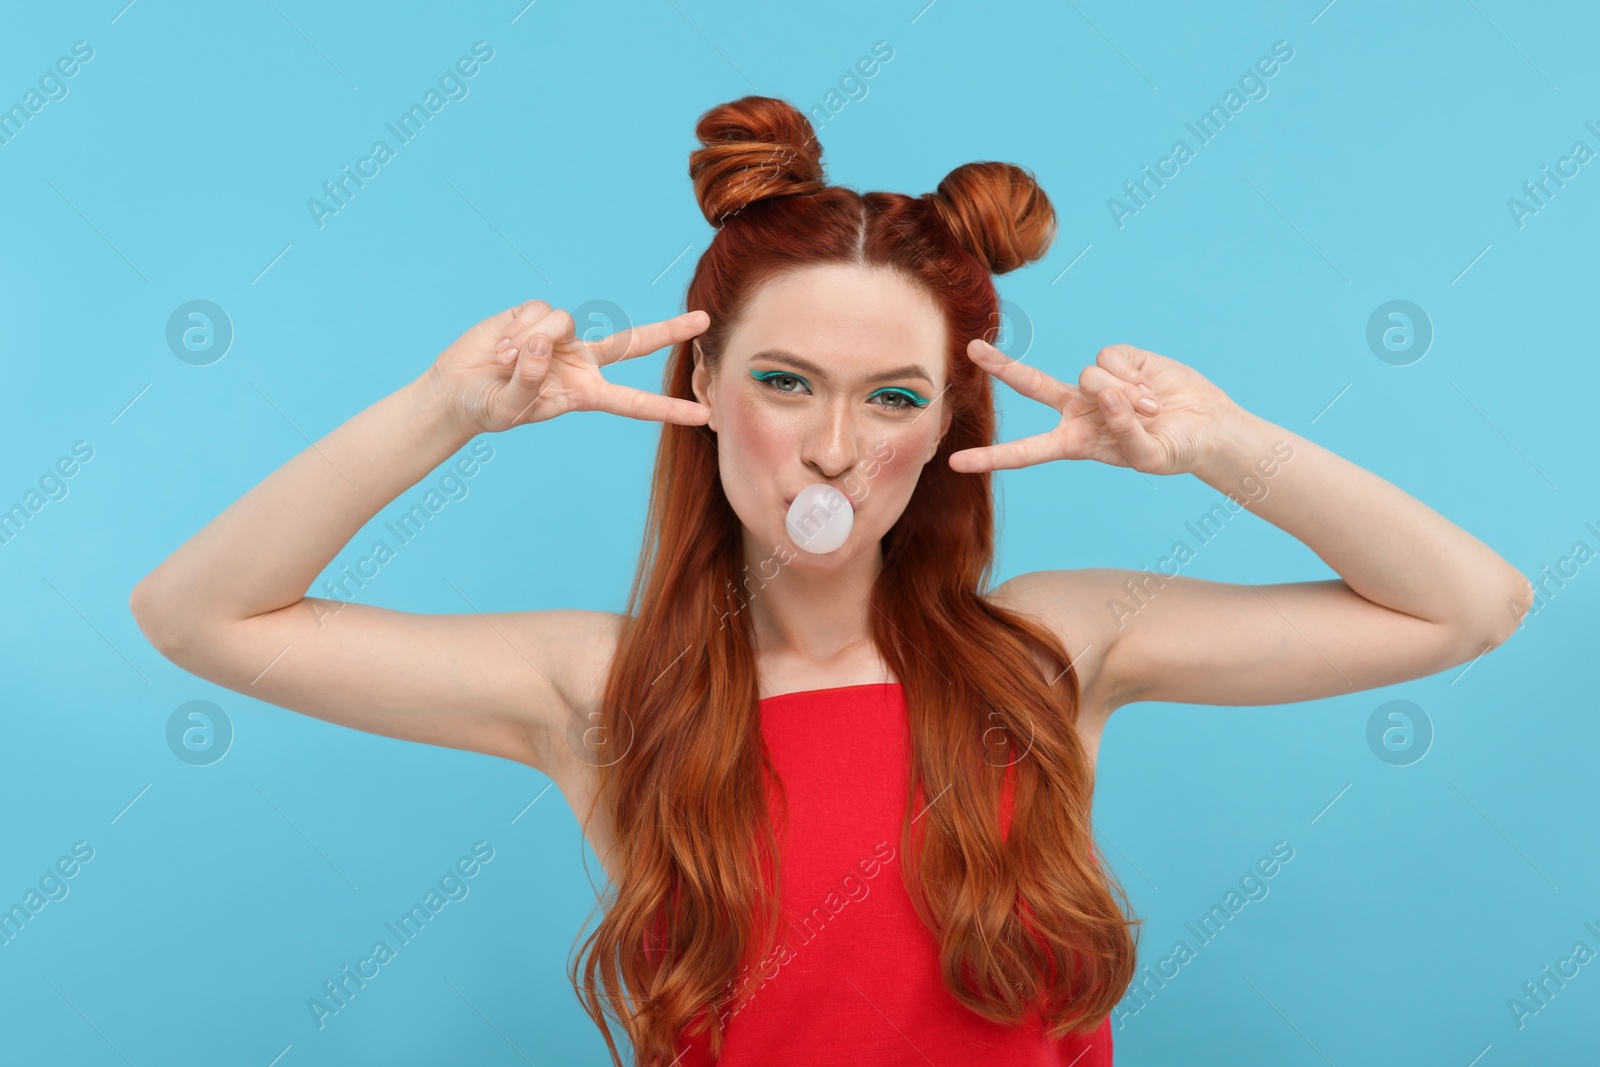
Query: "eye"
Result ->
[[750, 370, 811, 396], [868, 387, 931, 411]]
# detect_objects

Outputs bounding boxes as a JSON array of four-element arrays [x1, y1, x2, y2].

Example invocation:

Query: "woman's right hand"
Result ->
[[424, 299, 713, 434]]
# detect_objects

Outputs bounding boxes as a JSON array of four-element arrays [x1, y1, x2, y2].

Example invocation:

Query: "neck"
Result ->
[[740, 529, 883, 662]]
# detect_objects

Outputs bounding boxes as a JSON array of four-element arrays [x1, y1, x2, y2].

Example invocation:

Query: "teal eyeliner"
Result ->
[[748, 370, 929, 409]]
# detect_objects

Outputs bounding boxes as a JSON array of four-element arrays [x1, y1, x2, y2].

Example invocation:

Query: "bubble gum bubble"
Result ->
[[785, 483, 854, 554]]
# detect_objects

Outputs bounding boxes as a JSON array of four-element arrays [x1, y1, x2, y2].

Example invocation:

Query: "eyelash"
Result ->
[[749, 370, 930, 411]]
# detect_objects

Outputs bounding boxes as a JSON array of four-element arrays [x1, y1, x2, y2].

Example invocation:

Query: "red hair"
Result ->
[[569, 95, 1140, 1065]]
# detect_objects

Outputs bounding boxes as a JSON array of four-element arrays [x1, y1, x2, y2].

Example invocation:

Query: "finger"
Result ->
[[589, 310, 711, 367], [1079, 364, 1158, 415], [497, 300, 552, 349], [512, 299, 551, 321], [966, 339, 1078, 413], [591, 382, 712, 426], [496, 335, 558, 426], [514, 331, 552, 383], [499, 313, 563, 367], [507, 306, 575, 357], [1095, 387, 1165, 466], [1095, 343, 1156, 393], [947, 431, 1070, 474]]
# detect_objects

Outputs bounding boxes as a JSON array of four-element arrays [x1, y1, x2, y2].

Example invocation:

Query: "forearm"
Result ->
[[1190, 408, 1532, 634], [132, 371, 476, 634]]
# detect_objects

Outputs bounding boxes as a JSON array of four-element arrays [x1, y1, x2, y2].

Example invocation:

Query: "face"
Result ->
[[691, 264, 954, 565]]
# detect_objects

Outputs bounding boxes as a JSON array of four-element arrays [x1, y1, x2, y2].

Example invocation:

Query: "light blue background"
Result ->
[[2, 1, 1596, 1064]]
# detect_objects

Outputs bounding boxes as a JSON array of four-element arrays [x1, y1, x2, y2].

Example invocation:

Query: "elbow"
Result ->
[[128, 578, 155, 636], [1471, 572, 1536, 652], [129, 578, 187, 661]]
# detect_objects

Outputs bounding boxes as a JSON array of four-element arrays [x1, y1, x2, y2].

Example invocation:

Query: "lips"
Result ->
[[785, 489, 854, 510]]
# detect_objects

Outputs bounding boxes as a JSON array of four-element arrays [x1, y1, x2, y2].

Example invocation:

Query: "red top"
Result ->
[[671, 681, 1113, 1066]]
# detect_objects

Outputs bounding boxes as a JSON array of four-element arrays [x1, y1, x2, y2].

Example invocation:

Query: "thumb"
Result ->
[[1096, 388, 1162, 469], [497, 333, 556, 424], [513, 332, 553, 387]]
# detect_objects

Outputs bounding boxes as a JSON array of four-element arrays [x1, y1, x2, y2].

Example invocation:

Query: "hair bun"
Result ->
[[690, 96, 826, 226], [924, 162, 1057, 275]]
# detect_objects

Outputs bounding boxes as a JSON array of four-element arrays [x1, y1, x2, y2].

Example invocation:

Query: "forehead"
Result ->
[[727, 265, 947, 380]]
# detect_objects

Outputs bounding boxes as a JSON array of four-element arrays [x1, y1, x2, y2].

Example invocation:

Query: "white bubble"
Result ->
[[785, 483, 854, 554]]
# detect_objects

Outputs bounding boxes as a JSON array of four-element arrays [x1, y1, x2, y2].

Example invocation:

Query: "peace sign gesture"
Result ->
[[428, 299, 713, 435], [947, 341, 1242, 477]]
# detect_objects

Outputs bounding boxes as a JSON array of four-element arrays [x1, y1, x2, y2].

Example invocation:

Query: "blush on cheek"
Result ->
[[876, 452, 920, 493], [725, 393, 787, 464], [854, 429, 932, 497], [719, 388, 799, 495]]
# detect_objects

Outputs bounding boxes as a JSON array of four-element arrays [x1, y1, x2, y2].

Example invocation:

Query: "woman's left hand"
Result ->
[[947, 341, 1243, 476]]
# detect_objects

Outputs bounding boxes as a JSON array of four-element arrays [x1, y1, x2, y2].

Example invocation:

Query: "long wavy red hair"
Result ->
[[568, 95, 1140, 1065]]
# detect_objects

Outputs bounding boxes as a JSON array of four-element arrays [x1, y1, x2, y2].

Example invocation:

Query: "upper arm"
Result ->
[[131, 589, 620, 775], [993, 568, 1510, 712]]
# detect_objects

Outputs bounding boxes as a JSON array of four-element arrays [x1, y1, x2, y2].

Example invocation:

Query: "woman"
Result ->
[[130, 96, 1533, 1065]]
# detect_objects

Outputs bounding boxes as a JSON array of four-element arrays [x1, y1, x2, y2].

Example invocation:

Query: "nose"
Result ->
[[799, 396, 861, 480]]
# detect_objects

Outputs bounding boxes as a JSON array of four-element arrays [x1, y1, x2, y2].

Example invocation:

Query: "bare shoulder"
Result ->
[[986, 569, 1134, 724]]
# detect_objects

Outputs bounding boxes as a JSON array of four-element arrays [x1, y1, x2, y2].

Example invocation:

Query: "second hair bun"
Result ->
[[924, 162, 1057, 276]]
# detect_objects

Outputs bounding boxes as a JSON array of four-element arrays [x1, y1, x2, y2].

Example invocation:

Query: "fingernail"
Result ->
[[1139, 383, 1154, 395], [496, 337, 513, 351], [1103, 391, 1125, 411], [1136, 396, 1159, 415], [499, 347, 518, 364]]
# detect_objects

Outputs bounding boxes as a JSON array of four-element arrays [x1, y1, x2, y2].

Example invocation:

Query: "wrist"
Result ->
[[403, 367, 481, 447], [1190, 405, 1278, 487]]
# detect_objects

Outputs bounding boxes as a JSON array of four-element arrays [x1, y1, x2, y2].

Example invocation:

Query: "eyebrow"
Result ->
[[748, 348, 935, 387]]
